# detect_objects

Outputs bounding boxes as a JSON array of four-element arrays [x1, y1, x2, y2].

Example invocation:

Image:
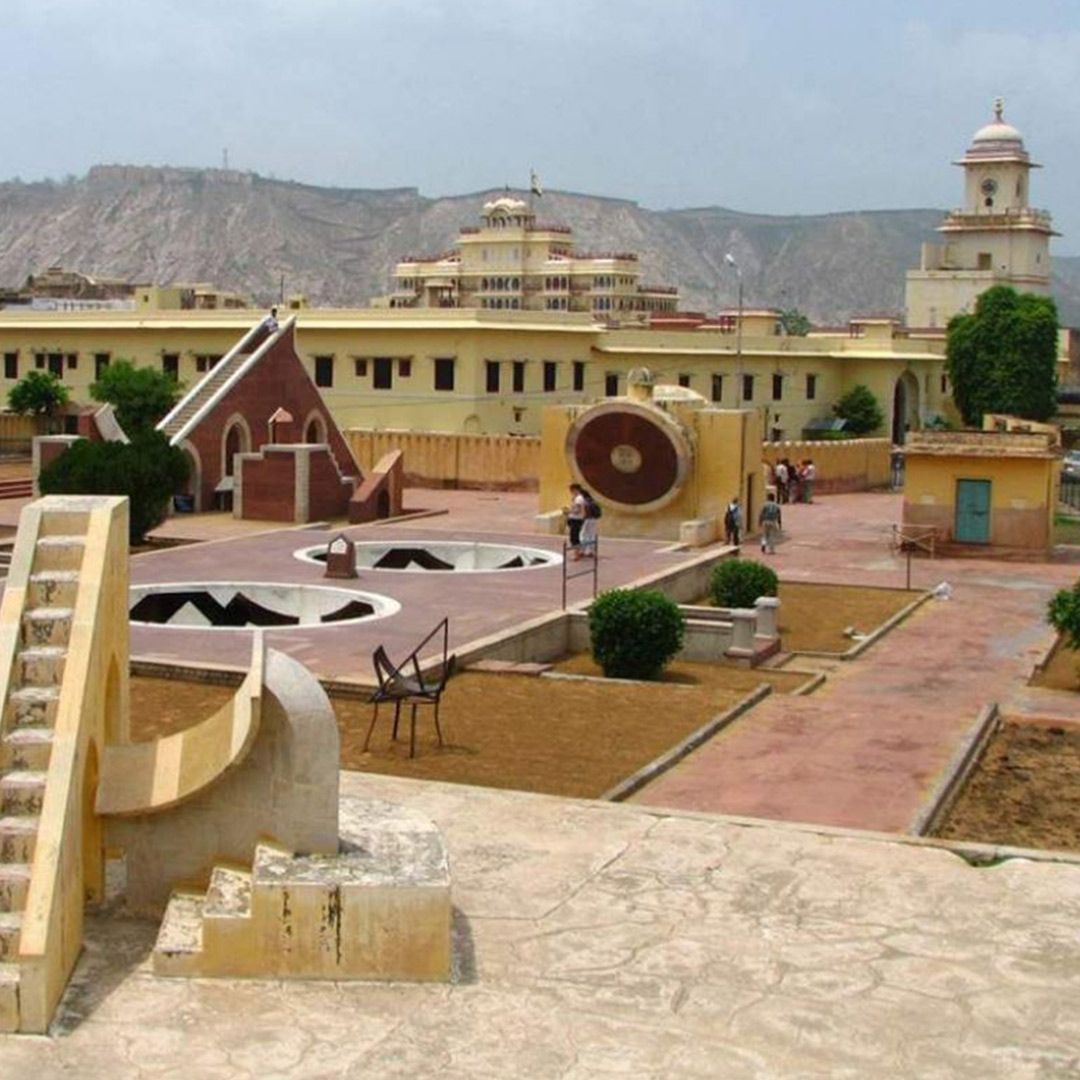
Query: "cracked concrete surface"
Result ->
[[2, 772, 1079, 1079]]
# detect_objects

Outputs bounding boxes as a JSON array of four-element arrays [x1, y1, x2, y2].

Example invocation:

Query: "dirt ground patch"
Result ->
[[131, 676, 236, 741], [132, 670, 767, 800], [1028, 636, 1080, 691], [935, 720, 1080, 852], [553, 652, 810, 694], [693, 581, 919, 653]]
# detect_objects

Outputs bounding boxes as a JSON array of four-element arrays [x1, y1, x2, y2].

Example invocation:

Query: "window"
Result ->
[[573, 361, 585, 392], [678, 374, 691, 389], [711, 373, 723, 403], [485, 360, 500, 394], [3, 353, 16, 380], [94, 353, 110, 380], [47, 353, 63, 378], [65, 354, 77, 370], [434, 357, 456, 392], [941, 374, 948, 393], [354, 358, 368, 377], [196, 355, 222, 373], [772, 374, 783, 401], [162, 354, 179, 380], [34, 353, 45, 370], [398, 358, 412, 378], [977, 252, 992, 270], [605, 372, 619, 396], [314, 355, 334, 388], [373, 357, 393, 390], [806, 373, 817, 401], [543, 361, 557, 392], [742, 374, 754, 402], [512, 361, 525, 394]]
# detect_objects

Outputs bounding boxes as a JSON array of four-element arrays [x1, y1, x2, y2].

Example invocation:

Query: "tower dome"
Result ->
[[964, 98, 1028, 161]]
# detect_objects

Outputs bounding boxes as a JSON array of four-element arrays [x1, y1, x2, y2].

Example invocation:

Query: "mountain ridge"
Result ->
[[2, 165, 1078, 326]]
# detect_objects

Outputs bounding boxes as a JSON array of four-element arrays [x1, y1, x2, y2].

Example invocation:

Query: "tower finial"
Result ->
[[993, 96, 1004, 122]]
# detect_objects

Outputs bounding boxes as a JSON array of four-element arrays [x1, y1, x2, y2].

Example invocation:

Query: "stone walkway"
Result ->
[[635, 493, 1080, 831], [1, 773, 1078, 1080]]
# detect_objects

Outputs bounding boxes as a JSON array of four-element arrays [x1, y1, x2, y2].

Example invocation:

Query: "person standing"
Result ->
[[775, 459, 789, 504], [759, 493, 782, 554], [802, 459, 817, 503], [566, 483, 587, 559], [579, 489, 599, 558], [724, 496, 742, 547]]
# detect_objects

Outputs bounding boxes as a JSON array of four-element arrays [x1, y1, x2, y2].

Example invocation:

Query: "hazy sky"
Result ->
[[4, 0, 1080, 249]]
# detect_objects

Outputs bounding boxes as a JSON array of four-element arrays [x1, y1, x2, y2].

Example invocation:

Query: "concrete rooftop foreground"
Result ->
[[2, 772, 1078, 1080]]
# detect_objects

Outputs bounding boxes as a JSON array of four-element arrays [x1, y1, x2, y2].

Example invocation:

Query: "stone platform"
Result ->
[[1, 772, 1077, 1078]]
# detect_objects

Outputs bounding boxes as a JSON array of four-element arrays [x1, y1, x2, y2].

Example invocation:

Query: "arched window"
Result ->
[[224, 424, 244, 477]]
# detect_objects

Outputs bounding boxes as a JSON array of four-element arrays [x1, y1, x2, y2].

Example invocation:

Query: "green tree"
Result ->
[[38, 430, 189, 543], [1049, 581, 1080, 652], [8, 370, 69, 418], [90, 359, 181, 434], [778, 308, 812, 336], [588, 589, 685, 681], [833, 384, 885, 436], [945, 285, 1058, 426]]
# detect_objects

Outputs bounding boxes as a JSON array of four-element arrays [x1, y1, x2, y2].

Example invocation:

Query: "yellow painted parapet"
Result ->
[[96, 636, 263, 817], [0, 496, 129, 1034], [761, 438, 892, 492]]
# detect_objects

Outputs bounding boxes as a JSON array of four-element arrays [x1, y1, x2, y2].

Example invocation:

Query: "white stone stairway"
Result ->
[[153, 799, 452, 983], [159, 353, 251, 440], [0, 533, 82, 1032]]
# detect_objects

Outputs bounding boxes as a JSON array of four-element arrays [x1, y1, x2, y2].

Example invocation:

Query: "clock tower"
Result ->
[[905, 99, 1057, 328]]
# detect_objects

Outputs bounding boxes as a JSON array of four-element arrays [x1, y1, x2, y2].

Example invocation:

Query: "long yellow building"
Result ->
[[0, 302, 950, 442]]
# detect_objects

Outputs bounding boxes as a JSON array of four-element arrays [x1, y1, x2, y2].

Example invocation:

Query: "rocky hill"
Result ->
[[1, 165, 1078, 325]]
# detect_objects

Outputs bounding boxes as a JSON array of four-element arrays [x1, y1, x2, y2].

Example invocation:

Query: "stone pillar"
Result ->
[[754, 596, 780, 640], [729, 609, 757, 655]]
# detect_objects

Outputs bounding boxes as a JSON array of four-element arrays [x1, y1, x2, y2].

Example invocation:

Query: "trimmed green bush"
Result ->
[[39, 430, 189, 543], [588, 588, 685, 682], [1049, 580, 1080, 651], [709, 559, 778, 609]]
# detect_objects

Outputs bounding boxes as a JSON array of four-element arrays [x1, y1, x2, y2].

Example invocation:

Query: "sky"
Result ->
[[3, 0, 1080, 249]]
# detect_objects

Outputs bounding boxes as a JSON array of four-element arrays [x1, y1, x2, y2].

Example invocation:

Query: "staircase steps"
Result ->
[[0, 772, 47, 816], [33, 536, 85, 572], [161, 352, 253, 440], [6, 687, 60, 730], [0, 863, 31, 910], [0, 910, 22, 961], [0, 817, 38, 863], [153, 892, 206, 976], [0, 480, 33, 501], [0, 961, 19, 1031], [2, 729, 53, 771], [28, 571, 79, 609]]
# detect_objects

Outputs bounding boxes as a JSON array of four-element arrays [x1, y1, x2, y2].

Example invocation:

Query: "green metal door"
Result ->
[[955, 479, 991, 543]]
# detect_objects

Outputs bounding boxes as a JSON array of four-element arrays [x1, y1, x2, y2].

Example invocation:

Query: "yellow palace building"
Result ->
[[0, 102, 1061, 443], [0, 299, 950, 442]]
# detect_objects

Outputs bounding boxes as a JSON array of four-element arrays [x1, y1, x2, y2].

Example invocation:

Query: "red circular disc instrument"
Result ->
[[566, 402, 691, 512]]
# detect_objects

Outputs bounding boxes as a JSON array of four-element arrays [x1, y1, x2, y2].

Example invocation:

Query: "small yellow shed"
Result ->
[[902, 428, 1061, 558]]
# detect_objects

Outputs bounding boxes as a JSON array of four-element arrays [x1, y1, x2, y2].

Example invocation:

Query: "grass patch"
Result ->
[[1055, 512, 1080, 546]]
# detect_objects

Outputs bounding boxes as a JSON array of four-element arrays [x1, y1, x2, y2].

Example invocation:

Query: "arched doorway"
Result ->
[[303, 412, 327, 444], [222, 419, 251, 478], [892, 372, 920, 445]]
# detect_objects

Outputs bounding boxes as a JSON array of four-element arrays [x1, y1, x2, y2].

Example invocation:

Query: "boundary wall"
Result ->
[[762, 438, 891, 493]]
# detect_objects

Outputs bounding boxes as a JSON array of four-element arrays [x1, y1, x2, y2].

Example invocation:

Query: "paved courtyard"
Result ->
[[635, 492, 1080, 831], [1, 773, 1079, 1080]]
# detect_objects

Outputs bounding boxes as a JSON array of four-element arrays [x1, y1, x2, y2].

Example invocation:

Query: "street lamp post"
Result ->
[[724, 253, 744, 408]]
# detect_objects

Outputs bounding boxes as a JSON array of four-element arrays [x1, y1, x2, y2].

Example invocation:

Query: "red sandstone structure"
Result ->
[[158, 316, 402, 524]]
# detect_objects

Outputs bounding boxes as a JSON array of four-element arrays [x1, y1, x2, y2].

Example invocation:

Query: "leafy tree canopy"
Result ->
[[778, 308, 812, 336], [832, 384, 884, 436], [38, 430, 189, 543], [1049, 580, 1080, 652], [8, 370, 69, 417], [91, 359, 181, 434], [945, 285, 1058, 426]]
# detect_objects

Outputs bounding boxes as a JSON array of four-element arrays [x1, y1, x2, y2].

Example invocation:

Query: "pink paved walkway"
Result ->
[[634, 492, 1080, 832]]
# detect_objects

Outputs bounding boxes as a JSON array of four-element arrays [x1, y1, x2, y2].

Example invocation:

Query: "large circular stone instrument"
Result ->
[[565, 400, 692, 513]]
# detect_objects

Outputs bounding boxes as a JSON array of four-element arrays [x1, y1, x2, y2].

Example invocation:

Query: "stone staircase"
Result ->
[[159, 352, 252, 441], [153, 800, 451, 983], [0, 524, 83, 1032]]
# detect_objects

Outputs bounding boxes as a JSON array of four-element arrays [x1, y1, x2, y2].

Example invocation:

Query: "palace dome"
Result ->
[[967, 98, 1025, 153]]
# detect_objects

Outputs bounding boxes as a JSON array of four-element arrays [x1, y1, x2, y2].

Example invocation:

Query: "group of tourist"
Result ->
[[770, 458, 817, 504]]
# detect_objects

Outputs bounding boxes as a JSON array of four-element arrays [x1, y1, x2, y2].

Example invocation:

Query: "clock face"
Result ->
[[981, 177, 999, 196]]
